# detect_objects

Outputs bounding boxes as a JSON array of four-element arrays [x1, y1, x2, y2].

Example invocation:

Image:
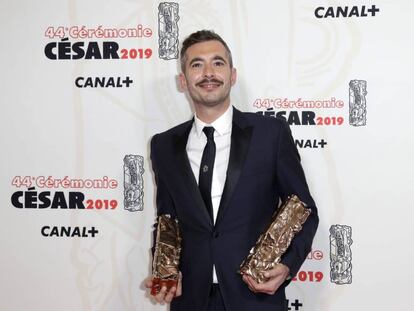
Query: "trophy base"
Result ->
[[150, 278, 178, 296]]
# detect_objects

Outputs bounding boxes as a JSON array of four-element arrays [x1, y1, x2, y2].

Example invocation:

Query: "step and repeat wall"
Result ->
[[1, 0, 413, 310]]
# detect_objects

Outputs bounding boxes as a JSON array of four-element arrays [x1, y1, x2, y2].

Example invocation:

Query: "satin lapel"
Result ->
[[174, 121, 214, 228], [215, 109, 253, 227]]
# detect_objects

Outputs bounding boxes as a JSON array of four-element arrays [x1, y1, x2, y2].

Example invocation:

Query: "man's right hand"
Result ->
[[145, 273, 182, 304]]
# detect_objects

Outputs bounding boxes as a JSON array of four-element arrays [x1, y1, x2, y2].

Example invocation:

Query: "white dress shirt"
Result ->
[[186, 105, 233, 283]]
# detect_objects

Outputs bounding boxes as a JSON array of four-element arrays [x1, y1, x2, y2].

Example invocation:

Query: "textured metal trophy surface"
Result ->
[[151, 214, 182, 295], [239, 195, 311, 283]]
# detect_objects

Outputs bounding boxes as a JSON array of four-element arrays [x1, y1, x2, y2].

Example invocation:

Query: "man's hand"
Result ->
[[145, 273, 182, 304], [242, 264, 290, 295]]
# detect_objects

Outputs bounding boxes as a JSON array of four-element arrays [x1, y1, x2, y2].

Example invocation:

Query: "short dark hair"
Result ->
[[180, 30, 233, 72]]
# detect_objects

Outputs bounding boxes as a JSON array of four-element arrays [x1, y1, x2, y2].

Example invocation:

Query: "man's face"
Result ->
[[179, 40, 236, 109]]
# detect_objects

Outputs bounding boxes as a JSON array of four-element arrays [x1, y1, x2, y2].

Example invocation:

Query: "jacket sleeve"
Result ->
[[275, 120, 319, 279], [150, 134, 177, 255]]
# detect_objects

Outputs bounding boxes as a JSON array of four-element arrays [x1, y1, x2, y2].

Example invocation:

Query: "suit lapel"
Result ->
[[174, 120, 214, 228], [215, 108, 253, 227]]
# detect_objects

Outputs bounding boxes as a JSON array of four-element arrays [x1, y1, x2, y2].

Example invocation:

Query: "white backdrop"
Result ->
[[1, 0, 414, 310]]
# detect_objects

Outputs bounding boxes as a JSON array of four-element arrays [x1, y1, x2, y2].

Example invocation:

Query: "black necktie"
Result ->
[[199, 126, 216, 222]]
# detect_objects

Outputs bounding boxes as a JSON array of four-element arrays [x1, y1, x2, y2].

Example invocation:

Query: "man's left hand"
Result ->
[[242, 264, 290, 295]]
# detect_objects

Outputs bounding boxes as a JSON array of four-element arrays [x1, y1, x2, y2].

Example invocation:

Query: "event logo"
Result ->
[[330, 224, 353, 284], [315, 5, 380, 18], [10, 176, 118, 237], [253, 97, 346, 149], [254, 98, 345, 126], [10, 176, 119, 210], [123, 155, 144, 212], [286, 299, 303, 310], [41, 226, 99, 238], [158, 2, 180, 60], [44, 25, 153, 60], [75, 76, 133, 88], [295, 139, 327, 149], [349, 80, 367, 126]]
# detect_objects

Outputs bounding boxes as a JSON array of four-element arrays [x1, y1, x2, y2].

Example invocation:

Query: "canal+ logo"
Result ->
[[315, 5, 380, 18]]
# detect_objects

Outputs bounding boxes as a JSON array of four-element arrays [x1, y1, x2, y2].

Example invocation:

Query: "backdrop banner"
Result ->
[[1, 1, 413, 310]]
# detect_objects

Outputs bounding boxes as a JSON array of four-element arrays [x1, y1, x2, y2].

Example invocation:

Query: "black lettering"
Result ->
[[123, 77, 133, 87], [95, 77, 105, 87], [88, 227, 99, 237], [72, 42, 85, 59], [106, 77, 115, 87], [72, 227, 81, 237], [41, 226, 50, 236], [360, 5, 368, 17], [85, 42, 102, 59], [38, 191, 51, 208], [336, 6, 348, 18], [69, 192, 85, 209], [11, 191, 23, 208], [51, 192, 68, 209], [349, 6, 359, 17], [25, 188, 37, 208], [75, 77, 84, 88], [44, 42, 57, 60], [58, 41, 71, 60], [84, 77, 93, 87], [302, 111, 316, 125], [50, 226, 59, 237], [103, 41, 120, 59], [319, 139, 328, 148], [61, 226, 71, 237], [315, 7, 324, 18], [325, 7, 334, 18], [295, 140, 304, 148], [287, 111, 300, 125]]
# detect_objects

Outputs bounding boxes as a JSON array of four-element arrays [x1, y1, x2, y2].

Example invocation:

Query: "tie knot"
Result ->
[[202, 126, 215, 140]]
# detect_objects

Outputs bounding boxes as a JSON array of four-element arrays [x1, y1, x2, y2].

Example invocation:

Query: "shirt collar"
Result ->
[[194, 105, 233, 138]]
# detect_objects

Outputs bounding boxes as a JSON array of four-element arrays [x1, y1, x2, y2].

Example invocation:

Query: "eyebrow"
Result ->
[[212, 55, 227, 63], [188, 55, 228, 67]]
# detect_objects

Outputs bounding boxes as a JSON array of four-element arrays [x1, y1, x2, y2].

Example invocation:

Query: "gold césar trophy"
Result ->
[[151, 214, 182, 295], [239, 195, 311, 283]]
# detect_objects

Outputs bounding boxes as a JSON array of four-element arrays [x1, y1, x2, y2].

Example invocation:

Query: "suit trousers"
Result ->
[[207, 284, 226, 311]]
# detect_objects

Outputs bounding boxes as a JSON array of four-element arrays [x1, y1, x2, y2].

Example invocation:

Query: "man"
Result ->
[[145, 30, 318, 311]]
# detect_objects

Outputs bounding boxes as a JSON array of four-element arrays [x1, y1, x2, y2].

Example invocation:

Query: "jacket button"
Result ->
[[212, 231, 220, 238]]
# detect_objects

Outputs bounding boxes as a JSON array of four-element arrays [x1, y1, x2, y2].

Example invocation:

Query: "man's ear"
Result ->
[[231, 68, 237, 86], [179, 72, 187, 91]]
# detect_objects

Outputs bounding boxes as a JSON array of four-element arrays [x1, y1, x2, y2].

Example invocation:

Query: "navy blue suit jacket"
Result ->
[[150, 107, 318, 311]]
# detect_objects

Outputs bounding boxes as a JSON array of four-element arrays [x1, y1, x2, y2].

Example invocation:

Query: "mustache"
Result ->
[[196, 78, 223, 86]]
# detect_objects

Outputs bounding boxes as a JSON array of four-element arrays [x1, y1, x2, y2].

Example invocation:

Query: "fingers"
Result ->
[[242, 275, 257, 293], [176, 273, 183, 297], [263, 268, 283, 279], [154, 286, 168, 303], [164, 287, 177, 303], [263, 264, 290, 279], [144, 277, 153, 289], [146, 276, 182, 304], [242, 274, 284, 295]]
